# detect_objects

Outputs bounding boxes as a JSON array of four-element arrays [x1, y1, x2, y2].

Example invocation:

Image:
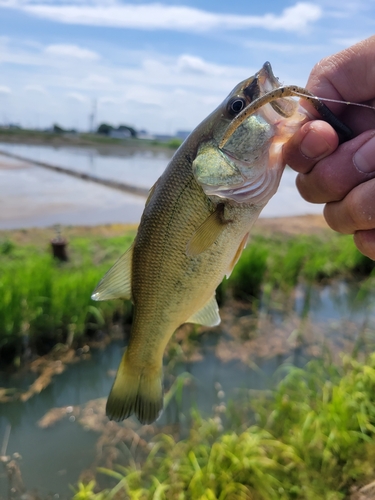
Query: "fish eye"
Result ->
[[228, 98, 246, 115]]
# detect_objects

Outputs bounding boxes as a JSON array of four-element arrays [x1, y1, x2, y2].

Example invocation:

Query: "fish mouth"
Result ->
[[242, 62, 281, 104], [257, 62, 281, 94], [242, 62, 282, 108], [256, 62, 297, 119]]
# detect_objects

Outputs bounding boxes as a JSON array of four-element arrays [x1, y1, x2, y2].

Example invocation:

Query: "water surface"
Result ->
[[0, 143, 323, 230], [1, 280, 374, 498]]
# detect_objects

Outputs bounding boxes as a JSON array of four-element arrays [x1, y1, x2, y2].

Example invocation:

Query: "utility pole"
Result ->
[[89, 98, 97, 133]]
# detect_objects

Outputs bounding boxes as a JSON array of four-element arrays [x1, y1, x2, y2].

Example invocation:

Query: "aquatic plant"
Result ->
[[75, 353, 375, 499], [71, 480, 102, 500]]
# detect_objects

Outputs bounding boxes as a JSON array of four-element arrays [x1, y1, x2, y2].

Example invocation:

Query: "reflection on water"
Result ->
[[0, 143, 173, 188], [0, 142, 324, 231], [0, 344, 121, 497], [293, 280, 375, 333], [1, 279, 374, 497]]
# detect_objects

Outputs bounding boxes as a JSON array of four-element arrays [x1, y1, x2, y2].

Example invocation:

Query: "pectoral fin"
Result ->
[[186, 204, 229, 257], [186, 294, 221, 327], [226, 232, 249, 278], [91, 243, 133, 301]]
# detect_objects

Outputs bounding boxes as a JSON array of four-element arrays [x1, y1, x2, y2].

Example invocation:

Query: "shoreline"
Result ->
[[0, 215, 332, 248]]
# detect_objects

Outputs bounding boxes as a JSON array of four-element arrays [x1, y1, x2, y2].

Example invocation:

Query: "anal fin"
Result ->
[[186, 294, 221, 327], [91, 243, 133, 301]]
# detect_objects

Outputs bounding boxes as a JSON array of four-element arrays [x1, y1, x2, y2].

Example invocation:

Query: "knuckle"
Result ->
[[347, 182, 375, 229], [323, 201, 354, 234], [296, 170, 332, 203], [353, 231, 375, 261], [295, 175, 316, 202], [345, 197, 364, 229]]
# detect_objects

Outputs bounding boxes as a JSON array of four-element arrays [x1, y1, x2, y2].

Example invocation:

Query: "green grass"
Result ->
[[228, 232, 374, 300], [70, 353, 375, 500], [0, 129, 182, 150], [0, 231, 134, 361], [0, 228, 373, 364]]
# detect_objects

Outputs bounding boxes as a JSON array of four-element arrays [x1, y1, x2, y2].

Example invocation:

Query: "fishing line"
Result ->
[[292, 91, 375, 112]]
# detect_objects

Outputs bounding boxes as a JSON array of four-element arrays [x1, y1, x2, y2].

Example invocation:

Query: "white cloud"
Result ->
[[176, 55, 225, 76], [45, 44, 100, 60], [331, 36, 365, 47], [99, 96, 118, 105], [0, 1, 322, 33], [67, 91, 88, 102], [83, 74, 112, 86], [242, 39, 327, 54], [0, 85, 11, 93]]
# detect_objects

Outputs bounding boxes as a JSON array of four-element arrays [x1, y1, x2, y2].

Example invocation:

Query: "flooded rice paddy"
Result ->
[[0, 142, 324, 230]]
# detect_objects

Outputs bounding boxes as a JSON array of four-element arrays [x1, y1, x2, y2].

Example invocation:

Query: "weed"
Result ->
[[82, 354, 375, 499]]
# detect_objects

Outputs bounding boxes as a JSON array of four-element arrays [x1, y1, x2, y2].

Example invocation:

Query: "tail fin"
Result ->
[[106, 351, 164, 425]]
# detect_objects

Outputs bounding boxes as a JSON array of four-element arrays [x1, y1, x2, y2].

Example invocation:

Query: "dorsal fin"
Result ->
[[186, 294, 221, 327], [186, 204, 229, 257], [145, 179, 159, 207], [91, 243, 134, 301]]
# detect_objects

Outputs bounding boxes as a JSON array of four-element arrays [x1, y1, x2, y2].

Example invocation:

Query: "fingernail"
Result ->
[[300, 129, 331, 160], [354, 136, 375, 173]]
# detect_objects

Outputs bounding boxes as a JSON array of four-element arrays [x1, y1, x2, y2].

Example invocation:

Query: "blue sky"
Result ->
[[0, 0, 373, 133]]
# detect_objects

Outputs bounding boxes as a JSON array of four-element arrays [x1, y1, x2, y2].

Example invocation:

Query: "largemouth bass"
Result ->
[[92, 62, 351, 425]]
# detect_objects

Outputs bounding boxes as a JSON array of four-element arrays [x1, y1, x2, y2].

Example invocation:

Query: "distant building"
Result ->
[[138, 131, 156, 140], [153, 134, 175, 142], [0, 123, 21, 130], [109, 129, 132, 139]]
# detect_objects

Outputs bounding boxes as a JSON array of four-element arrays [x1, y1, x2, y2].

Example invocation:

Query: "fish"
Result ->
[[92, 62, 351, 425]]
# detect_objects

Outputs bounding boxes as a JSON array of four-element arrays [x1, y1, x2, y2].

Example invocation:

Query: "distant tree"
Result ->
[[53, 124, 65, 133], [117, 124, 137, 138], [52, 124, 76, 134], [97, 123, 113, 135]]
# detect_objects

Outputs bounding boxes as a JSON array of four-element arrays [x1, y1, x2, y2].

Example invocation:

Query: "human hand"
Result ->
[[283, 36, 375, 259]]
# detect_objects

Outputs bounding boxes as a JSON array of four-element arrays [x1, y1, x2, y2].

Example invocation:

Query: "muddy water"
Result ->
[[0, 340, 300, 498], [0, 144, 171, 230], [0, 142, 324, 230], [1, 280, 374, 498]]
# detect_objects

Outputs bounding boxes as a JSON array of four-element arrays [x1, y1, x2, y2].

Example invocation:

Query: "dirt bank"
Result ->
[[0, 215, 332, 248]]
